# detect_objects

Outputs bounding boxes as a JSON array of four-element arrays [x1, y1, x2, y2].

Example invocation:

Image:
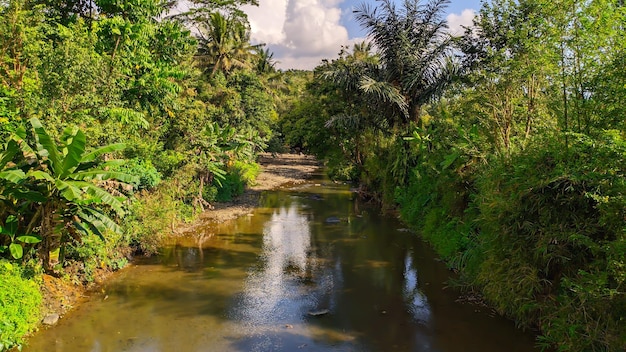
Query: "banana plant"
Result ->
[[0, 215, 41, 260], [0, 118, 138, 270]]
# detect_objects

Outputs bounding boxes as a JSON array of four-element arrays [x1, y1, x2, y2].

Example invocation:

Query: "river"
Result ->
[[26, 172, 538, 352]]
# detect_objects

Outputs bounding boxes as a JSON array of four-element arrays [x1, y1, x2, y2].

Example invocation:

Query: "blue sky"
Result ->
[[242, 0, 483, 69], [339, 0, 482, 38]]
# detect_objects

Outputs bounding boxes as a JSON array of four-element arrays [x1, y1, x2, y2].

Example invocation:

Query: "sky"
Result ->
[[241, 0, 483, 70]]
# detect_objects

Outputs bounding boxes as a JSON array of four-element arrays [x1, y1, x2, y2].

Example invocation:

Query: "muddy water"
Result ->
[[26, 175, 538, 352]]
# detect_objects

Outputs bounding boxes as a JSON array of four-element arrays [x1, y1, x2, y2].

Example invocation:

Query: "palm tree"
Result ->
[[320, 42, 408, 167], [195, 12, 256, 76], [319, 1, 459, 184], [353, 0, 459, 124], [255, 46, 277, 74], [321, 41, 408, 132]]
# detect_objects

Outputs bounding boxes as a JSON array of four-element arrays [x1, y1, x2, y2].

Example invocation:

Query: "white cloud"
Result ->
[[244, 0, 288, 45], [273, 36, 366, 70], [244, 0, 351, 70], [241, 3, 478, 70], [446, 9, 476, 35]]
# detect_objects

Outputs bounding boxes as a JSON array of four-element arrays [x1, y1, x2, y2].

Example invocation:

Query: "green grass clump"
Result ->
[[216, 161, 261, 202], [0, 261, 42, 351], [475, 131, 626, 351]]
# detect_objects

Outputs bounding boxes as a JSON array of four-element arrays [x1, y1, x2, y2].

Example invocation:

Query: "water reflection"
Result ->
[[235, 203, 313, 326], [25, 183, 539, 352], [403, 251, 431, 324]]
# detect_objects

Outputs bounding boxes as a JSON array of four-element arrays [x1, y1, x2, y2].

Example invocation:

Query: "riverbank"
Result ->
[[176, 153, 321, 234], [38, 153, 321, 330]]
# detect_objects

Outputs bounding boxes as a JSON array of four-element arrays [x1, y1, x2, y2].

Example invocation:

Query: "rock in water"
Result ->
[[308, 309, 330, 316], [42, 313, 60, 325], [325, 217, 341, 224]]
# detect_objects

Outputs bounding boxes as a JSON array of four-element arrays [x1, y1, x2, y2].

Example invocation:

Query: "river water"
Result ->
[[26, 174, 538, 352]]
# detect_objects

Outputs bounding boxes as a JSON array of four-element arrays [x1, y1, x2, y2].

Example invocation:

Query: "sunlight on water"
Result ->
[[235, 203, 313, 327], [25, 180, 539, 352]]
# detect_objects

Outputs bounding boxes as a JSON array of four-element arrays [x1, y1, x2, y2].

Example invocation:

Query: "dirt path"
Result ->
[[179, 153, 321, 232]]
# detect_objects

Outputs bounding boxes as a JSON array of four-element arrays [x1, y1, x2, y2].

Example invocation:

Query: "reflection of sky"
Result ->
[[404, 251, 436, 351], [237, 203, 313, 327], [403, 251, 431, 324], [264, 204, 311, 271]]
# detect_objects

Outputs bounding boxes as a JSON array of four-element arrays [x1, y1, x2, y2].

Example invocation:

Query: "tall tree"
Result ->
[[255, 46, 277, 74], [195, 12, 256, 76], [353, 0, 459, 124]]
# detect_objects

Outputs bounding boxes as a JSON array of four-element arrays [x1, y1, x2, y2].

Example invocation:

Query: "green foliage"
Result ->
[[0, 0, 282, 345], [0, 215, 41, 260], [0, 118, 137, 270], [0, 260, 42, 351], [352, 0, 459, 124], [64, 231, 128, 283], [113, 157, 161, 191], [326, 153, 359, 182], [280, 97, 333, 156], [0, 86, 20, 140], [124, 189, 181, 255], [232, 160, 260, 184], [303, 2, 626, 351], [215, 172, 244, 202], [215, 161, 260, 202], [195, 12, 255, 76], [394, 120, 479, 268], [475, 131, 626, 350]]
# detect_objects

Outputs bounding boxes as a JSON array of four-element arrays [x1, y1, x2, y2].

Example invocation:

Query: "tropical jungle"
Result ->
[[0, 0, 624, 351]]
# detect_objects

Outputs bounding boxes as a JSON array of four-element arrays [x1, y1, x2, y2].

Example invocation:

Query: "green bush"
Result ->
[[396, 167, 477, 271], [475, 131, 626, 351], [326, 151, 359, 182], [394, 120, 480, 272], [123, 161, 216, 255], [233, 160, 261, 185], [0, 261, 42, 351], [215, 161, 260, 202], [152, 150, 186, 178], [124, 184, 195, 255], [64, 232, 128, 283], [113, 157, 162, 191]]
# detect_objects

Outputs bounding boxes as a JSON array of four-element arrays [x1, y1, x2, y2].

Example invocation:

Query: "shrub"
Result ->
[[122, 163, 203, 255], [215, 161, 260, 202], [64, 232, 128, 283], [113, 157, 161, 191], [326, 150, 359, 182], [0, 261, 42, 351], [475, 131, 626, 351]]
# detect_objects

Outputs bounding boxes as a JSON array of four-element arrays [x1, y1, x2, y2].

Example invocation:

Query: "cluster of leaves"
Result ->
[[475, 132, 626, 350], [0, 0, 281, 260], [0, 118, 137, 272], [215, 160, 260, 202]]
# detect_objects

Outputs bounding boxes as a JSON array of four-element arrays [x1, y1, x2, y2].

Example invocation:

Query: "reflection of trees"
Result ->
[[306, 197, 438, 350]]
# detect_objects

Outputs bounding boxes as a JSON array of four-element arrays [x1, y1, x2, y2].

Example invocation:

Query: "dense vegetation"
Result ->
[[282, 0, 626, 350], [0, 0, 310, 349], [1, 0, 624, 350]]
